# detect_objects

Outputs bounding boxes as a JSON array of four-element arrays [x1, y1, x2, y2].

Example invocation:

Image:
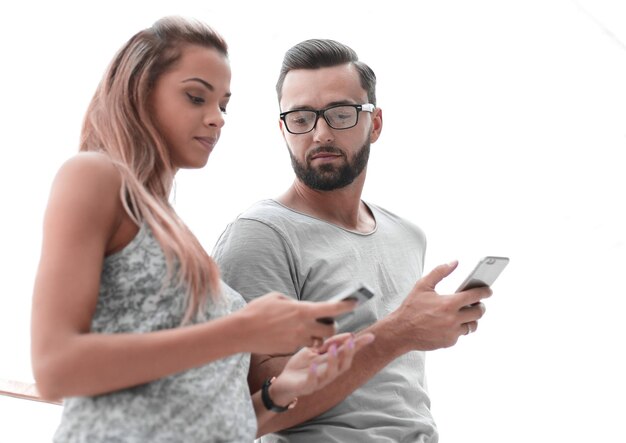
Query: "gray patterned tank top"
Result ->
[[53, 224, 257, 442]]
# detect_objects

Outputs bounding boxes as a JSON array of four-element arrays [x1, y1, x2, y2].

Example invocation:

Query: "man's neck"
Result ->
[[277, 176, 375, 233]]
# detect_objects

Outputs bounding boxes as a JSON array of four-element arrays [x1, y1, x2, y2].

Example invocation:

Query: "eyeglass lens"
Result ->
[[284, 106, 359, 133]]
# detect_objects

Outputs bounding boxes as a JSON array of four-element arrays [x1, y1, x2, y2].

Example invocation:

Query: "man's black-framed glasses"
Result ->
[[280, 103, 375, 134]]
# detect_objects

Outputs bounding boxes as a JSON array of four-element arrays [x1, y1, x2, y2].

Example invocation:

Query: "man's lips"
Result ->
[[308, 148, 343, 162], [311, 152, 340, 160]]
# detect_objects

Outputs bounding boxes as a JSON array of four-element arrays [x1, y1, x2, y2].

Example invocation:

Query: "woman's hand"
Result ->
[[266, 332, 375, 406], [238, 293, 358, 354]]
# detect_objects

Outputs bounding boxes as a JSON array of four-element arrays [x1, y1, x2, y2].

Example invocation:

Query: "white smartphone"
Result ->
[[317, 283, 375, 325], [455, 256, 509, 292]]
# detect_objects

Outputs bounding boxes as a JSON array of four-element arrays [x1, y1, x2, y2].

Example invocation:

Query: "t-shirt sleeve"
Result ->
[[212, 218, 300, 302]]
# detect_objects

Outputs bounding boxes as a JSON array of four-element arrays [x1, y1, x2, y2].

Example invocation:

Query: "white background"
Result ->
[[1, 1, 625, 441]]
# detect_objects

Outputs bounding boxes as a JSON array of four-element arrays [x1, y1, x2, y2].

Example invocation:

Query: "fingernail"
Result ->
[[310, 363, 318, 375], [348, 338, 355, 349], [330, 344, 337, 357]]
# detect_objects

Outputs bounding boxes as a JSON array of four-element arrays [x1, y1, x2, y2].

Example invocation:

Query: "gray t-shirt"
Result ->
[[213, 199, 437, 443], [54, 224, 257, 443]]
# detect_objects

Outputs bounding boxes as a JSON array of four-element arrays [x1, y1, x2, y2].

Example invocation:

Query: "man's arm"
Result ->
[[250, 315, 403, 435], [252, 262, 491, 435], [214, 218, 491, 435]]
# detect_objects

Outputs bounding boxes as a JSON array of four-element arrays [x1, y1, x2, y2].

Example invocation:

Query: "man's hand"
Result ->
[[385, 261, 492, 352]]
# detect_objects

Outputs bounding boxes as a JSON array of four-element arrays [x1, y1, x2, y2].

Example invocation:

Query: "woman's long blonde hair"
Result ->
[[80, 16, 226, 322]]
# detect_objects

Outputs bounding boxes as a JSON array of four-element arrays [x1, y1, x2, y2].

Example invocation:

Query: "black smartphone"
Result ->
[[317, 284, 375, 325], [456, 256, 509, 292]]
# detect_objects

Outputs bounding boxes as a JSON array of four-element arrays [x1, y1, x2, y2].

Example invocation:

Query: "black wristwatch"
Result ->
[[261, 377, 297, 413]]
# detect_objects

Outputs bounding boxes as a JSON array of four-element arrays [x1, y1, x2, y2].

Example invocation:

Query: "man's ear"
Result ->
[[369, 107, 383, 143]]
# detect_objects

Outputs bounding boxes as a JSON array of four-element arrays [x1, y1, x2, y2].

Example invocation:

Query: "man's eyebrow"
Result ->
[[286, 100, 356, 111], [182, 77, 232, 97]]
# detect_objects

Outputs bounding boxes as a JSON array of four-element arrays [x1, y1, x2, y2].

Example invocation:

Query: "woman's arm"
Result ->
[[30, 153, 246, 399], [31, 154, 355, 400]]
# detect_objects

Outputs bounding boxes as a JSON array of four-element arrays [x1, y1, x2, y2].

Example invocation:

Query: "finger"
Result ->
[[302, 299, 359, 318], [307, 321, 337, 340], [315, 316, 335, 325], [317, 333, 353, 352], [461, 321, 478, 336], [335, 338, 356, 373], [303, 362, 319, 391], [329, 333, 372, 373], [416, 261, 458, 291], [311, 337, 324, 348], [352, 332, 375, 349], [323, 343, 340, 378], [316, 334, 357, 357], [341, 333, 374, 366], [459, 302, 486, 323], [456, 287, 492, 309]]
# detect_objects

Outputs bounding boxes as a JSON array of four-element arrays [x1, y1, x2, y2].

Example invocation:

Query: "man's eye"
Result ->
[[186, 93, 205, 105], [289, 113, 312, 126]]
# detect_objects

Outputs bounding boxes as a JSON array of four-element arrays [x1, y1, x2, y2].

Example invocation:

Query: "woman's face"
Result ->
[[151, 44, 232, 170]]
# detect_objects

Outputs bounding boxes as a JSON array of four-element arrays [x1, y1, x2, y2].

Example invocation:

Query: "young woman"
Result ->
[[30, 16, 373, 442]]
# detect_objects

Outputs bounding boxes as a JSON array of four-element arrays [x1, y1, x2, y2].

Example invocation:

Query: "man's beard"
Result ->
[[288, 141, 370, 191]]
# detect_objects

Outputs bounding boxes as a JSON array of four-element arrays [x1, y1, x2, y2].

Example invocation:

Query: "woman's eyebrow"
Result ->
[[182, 77, 231, 97], [182, 77, 214, 91]]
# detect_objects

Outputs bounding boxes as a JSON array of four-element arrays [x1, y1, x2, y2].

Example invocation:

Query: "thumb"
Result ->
[[416, 261, 458, 291]]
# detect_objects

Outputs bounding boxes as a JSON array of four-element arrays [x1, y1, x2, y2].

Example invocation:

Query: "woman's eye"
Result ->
[[220, 106, 228, 115], [186, 93, 205, 105]]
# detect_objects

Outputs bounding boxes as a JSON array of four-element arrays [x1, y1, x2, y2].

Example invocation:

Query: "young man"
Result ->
[[213, 39, 492, 442]]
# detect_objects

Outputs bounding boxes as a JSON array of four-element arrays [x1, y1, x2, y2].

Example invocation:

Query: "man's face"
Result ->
[[278, 64, 382, 191]]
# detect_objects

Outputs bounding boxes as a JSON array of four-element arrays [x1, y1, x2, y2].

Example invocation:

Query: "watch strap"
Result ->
[[261, 377, 297, 413]]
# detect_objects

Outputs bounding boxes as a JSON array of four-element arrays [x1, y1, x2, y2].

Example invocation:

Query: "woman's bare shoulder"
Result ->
[[57, 151, 121, 180], [47, 152, 124, 227]]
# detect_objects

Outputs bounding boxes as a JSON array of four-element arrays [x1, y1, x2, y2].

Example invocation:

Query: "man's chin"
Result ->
[[301, 175, 354, 191]]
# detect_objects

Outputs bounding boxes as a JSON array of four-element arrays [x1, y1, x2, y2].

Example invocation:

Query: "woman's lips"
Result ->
[[195, 137, 217, 151]]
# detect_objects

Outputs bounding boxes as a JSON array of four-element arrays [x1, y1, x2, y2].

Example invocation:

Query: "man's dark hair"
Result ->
[[276, 39, 377, 106]]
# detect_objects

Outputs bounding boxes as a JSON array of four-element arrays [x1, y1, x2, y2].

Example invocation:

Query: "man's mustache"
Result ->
[[306, 146, 345, 161]]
